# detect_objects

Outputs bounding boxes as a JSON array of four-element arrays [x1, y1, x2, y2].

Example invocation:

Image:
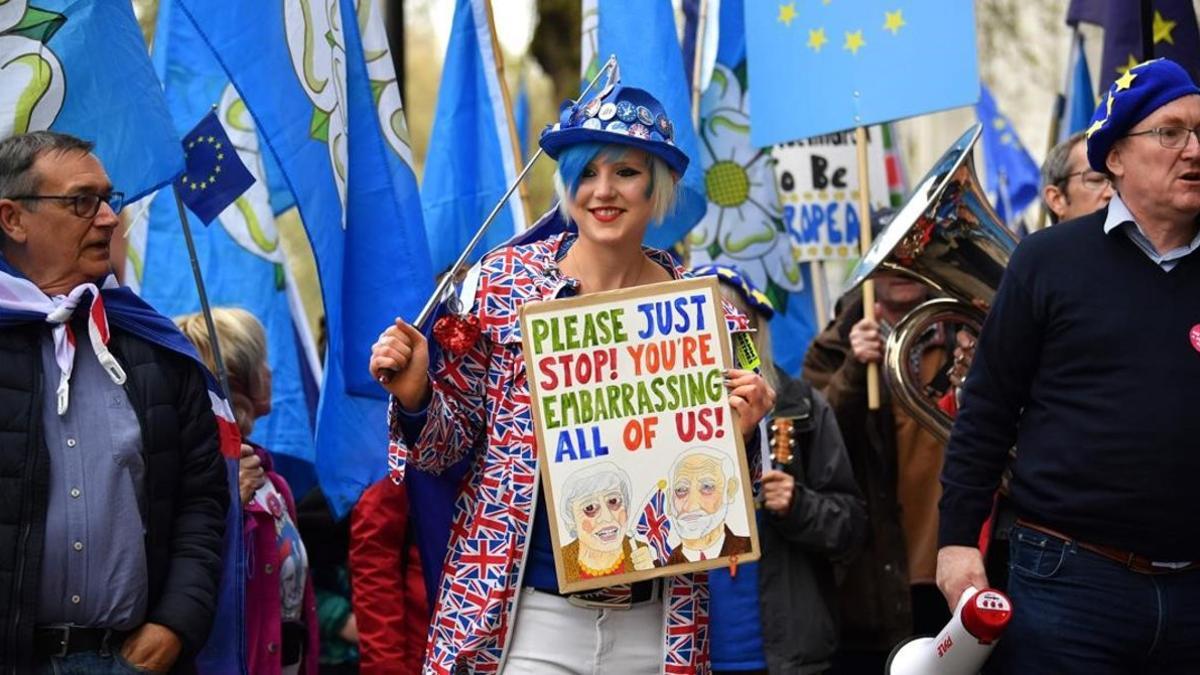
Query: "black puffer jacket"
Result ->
[[0, 322, 229, 673]]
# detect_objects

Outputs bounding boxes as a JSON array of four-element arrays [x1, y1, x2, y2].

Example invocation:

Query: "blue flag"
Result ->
[[745, 2, 979, 146], [177, 0, 436, 517], [144, 0, 317, 478], [1096, 1, 1200, 91], [686, 0, 817, 375], [422, 0, 528, 274], [977, 86, 1040, 226], [1059, 34, 1096, 142], [581, 0, 709, 250], [514, 72, 531, 161], [176, 111, 256, 224], [0, 0, 183, 201]]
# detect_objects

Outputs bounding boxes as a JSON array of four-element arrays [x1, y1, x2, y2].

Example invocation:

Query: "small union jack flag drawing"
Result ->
[[636, 480, 673, 564]]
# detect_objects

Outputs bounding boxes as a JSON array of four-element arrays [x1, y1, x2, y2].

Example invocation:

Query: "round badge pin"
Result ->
[[606, 120, 629, 135], [584, 97, 602, 118], [616, 100, 637, 123], [629, 123, 651, 139], [266, 493, 283, 518], [598, 102, 618, 121], [582, 118, 602, 130], [656, 114, 673, 140], [1191, 324, 1200, 353], [636, 106, 655, 126]]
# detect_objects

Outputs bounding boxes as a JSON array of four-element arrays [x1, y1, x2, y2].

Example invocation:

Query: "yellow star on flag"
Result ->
[[992, 118, 1006, 131], [843, 29, 865, 55], [1116, 53, 1139, 76], [1114, 69, 1137, 92], [1153, 10, 1177, 45], [777, 2, 797, 27], [807, 27, 828, 52], [883, 10, 905, 35]]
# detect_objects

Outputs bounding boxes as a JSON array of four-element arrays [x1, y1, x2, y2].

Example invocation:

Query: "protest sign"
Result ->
[[774, 127, 893, 262], [520, 276, 760, 593]]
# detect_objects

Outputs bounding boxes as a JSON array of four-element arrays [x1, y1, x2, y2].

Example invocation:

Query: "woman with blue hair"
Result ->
[[370, 84, 775, 673]]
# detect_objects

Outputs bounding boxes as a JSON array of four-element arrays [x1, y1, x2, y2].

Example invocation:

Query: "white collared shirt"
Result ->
[[1103, 193, 1200, 271]]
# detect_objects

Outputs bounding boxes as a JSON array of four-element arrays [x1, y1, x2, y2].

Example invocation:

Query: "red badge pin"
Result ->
[[1191, 325, 1200, 353]]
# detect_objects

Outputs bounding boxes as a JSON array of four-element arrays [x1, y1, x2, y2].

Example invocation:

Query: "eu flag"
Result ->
[[176, 111, 256, 224], [745, 2, 979, 146], [976, 86, 1040, 227], [1094, 1, 1200, 92]]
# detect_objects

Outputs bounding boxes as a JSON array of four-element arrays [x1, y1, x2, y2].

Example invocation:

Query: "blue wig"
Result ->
[[555, 142, 656, 200]]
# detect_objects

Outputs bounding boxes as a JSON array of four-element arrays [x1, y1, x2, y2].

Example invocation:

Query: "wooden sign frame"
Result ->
[[520, 276, 760, 594]]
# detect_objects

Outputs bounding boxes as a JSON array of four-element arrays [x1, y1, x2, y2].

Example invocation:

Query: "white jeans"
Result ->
[[504, 587, 663, 674]]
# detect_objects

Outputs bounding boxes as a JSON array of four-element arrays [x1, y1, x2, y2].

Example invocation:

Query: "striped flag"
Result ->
[[636, 482, 674, 564]]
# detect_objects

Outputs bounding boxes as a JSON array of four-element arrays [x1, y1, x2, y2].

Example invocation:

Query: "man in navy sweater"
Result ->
[[937, 57, 1200, 673]]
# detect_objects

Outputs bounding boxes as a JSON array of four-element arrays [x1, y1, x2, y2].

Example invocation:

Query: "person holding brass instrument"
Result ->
[[938, 58, 1200, 673], [802, 208, 958, 673], [369, 80, 774, 673]]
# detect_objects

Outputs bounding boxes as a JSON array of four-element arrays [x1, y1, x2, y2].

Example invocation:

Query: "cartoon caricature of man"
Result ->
[[663, 448, 750, 564]]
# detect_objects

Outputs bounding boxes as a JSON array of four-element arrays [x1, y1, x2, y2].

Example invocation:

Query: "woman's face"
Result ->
[[570, 487, 628, 553], [566, 147, 655, 247]]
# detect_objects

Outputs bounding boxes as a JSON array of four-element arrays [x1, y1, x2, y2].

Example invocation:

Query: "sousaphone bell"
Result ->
[[844, 124, 1019, 444]]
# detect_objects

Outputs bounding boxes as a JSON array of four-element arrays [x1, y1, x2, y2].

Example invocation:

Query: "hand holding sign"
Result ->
[[725, 368, 775, 437], [369, 318, 431, 411]]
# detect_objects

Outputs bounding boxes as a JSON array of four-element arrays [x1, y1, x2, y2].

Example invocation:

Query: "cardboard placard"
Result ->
[[520, 276, 760, 594], [773, 127, 892, 262]]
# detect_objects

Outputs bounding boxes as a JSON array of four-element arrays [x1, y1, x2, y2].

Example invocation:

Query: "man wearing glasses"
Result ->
[[1040, 131, 1114, 225], [937, 58, 1200, 673], [0, 131, 228, 674]]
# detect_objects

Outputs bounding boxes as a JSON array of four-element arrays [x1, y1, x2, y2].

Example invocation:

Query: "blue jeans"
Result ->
[[37, 650, 151, 675], [994, 524, 1200, 674]]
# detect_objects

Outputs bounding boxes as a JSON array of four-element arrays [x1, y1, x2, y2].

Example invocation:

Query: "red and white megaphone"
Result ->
[[886, 586, 1012, 675]]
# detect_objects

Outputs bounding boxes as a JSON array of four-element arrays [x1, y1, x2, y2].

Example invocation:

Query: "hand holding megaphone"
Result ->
[[886, 586, 1012, 675]]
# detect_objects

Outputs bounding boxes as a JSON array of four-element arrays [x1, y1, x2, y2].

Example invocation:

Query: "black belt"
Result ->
[[33, 625, 129, 658]]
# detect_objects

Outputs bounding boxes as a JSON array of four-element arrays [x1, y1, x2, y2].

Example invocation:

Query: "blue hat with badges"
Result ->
[[691, 264, 775, 320], [1086, 58, 1200, 171], [539, 84, 689, 176]]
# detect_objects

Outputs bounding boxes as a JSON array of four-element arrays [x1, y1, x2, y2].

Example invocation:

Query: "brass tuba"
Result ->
[[844, 125, 1019, 444]]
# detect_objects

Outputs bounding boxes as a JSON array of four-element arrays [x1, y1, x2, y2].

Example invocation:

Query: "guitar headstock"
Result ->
[[768, 417, 796, 467]]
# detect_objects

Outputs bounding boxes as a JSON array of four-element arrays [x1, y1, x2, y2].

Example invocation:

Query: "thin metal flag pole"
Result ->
[[172, 183, 235, 403], [412, 54, 620, 329]]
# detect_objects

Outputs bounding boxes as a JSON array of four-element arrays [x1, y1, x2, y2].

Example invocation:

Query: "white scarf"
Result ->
[[0, 272, 127, 414]]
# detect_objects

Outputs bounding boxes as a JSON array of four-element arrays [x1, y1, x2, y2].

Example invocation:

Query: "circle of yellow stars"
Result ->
[[181, 135, 226, 192], [776, 4, 906, 56]]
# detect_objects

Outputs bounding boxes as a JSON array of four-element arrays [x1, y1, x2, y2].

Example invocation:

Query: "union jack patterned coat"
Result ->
[[387, 232, 758, 674]]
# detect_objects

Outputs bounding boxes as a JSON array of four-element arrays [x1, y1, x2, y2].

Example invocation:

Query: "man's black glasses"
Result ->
[[8, 192, 125, 218]]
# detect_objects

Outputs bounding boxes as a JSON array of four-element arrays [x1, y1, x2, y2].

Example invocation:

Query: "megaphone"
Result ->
[[886, 586, 1012, 675]]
